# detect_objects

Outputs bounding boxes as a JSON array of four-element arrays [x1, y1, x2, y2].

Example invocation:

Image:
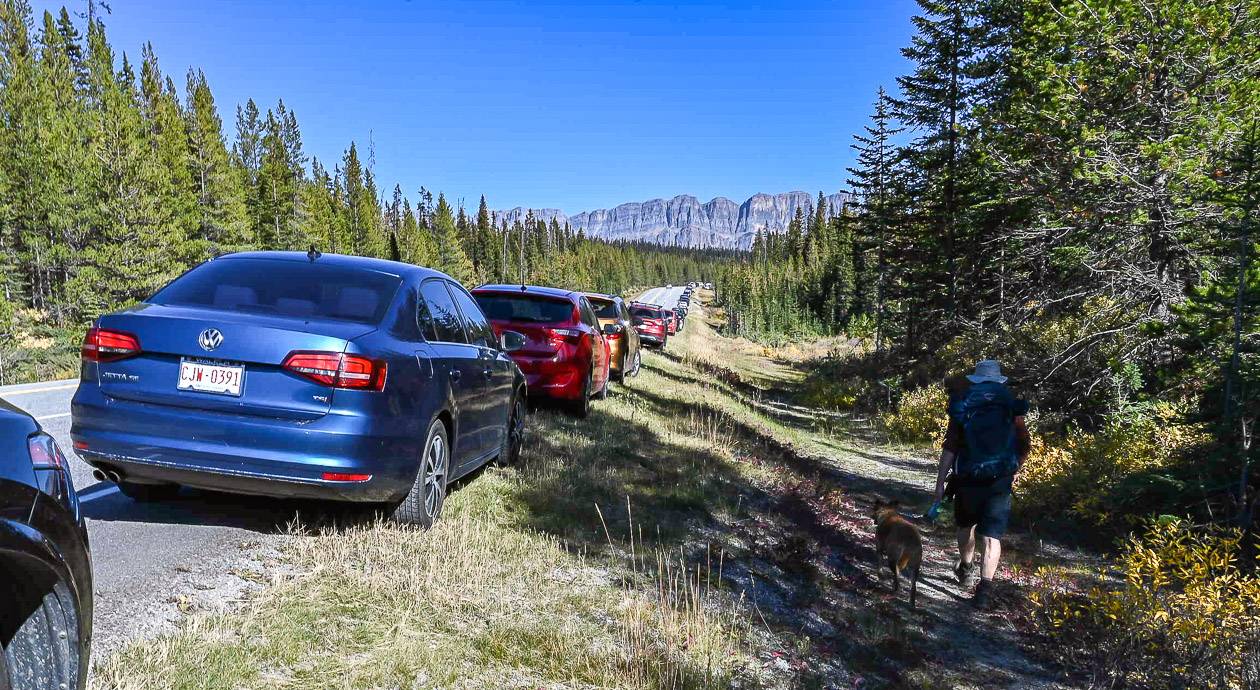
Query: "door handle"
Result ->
[[450, 368, 462, 382]]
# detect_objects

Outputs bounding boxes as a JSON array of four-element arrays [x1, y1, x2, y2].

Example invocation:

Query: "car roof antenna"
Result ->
[[308, 245, 322, 262]]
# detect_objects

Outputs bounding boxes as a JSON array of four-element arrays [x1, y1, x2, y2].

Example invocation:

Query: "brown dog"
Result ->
[[872, 499, 922, 608]]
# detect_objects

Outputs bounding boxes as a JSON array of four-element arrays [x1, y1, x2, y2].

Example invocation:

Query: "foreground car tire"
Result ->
[[391, 418, 450, 527], [116, 481, 180, 502], [2, 580, 83, 690], [627, 350, 641, 378]]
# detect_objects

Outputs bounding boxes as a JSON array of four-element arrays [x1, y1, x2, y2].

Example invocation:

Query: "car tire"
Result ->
[[497, 393, 526, 467], [2, 580, 81, 690], [613, 353, 625, 383], [569, 373, 591, 419], [391, 418, 450, 528], [595, 373, 609, 400], [628, 349, 642, 378], [116, 481, 180, 502]]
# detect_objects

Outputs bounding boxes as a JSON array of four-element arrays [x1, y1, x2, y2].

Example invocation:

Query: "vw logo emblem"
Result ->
[[198, 328, 224, 352]]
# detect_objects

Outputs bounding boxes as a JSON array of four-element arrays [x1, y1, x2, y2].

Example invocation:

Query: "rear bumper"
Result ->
[[637, 332, 665, 345], [70, 386, 420, 502], [513, 358, 586, 401]]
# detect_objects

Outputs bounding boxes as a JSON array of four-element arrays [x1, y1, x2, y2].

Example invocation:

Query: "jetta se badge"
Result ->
[[198, 328, 224, 352]]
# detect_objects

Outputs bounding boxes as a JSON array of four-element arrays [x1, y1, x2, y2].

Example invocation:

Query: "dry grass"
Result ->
[[94, 471, 758, 689]]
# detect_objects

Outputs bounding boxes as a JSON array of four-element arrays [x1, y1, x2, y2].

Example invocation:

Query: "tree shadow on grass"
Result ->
[[504, 381, 958, 686]]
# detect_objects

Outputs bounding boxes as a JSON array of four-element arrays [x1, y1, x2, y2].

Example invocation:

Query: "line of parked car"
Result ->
[[1, 249, 704, 688]]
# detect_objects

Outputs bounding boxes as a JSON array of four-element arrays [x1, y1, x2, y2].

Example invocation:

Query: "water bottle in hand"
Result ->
[[925, 501, 941, 522]]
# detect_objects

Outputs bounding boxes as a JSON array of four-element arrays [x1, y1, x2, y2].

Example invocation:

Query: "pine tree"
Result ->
[[894, 0, 982, 334], [432, 193, 475, 284], [848, 87, 904, 351], [233, 98, 263, 240], [71, 20, 187, 316], [256, 108, 297, 249], [0, 0, 45, 313], [184, 67, 248, 251], [139, 43, 198, 257]]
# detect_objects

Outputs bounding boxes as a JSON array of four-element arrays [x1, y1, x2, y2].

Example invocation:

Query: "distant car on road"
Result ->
[[1, 399, 92, 690], [584, 293, 641, 382], [473, 285, 612, 418], [664, 309, 678, 336], [72, 251, 528, 527], [630, 303, 668, 349]]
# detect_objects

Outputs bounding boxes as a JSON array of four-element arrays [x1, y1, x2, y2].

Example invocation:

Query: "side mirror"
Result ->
[[602, 323, 622, 337], [500, 330, 527, 352]]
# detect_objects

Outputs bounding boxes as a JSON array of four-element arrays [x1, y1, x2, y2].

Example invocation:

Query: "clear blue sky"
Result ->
[[37, 0, 918, 213]]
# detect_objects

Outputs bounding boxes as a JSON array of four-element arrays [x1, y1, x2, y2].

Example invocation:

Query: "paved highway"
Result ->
[[637, 284, 688, 311]]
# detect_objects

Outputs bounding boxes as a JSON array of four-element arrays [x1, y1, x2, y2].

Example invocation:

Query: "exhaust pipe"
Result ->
[[92, 468, 123, 483]]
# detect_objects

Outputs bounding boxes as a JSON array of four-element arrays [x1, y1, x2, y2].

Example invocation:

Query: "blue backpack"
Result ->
[[949, 382, 1022, 482]]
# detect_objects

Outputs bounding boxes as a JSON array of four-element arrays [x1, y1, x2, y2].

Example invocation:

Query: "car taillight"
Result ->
[[282, 351, 388, 391], [547, 328, 582, 348], [82, 327, 141, 362], [28, 433, 66, 470]]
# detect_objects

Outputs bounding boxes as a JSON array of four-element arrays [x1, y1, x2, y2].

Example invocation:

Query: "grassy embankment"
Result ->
[[93, 293, 1075, 690]]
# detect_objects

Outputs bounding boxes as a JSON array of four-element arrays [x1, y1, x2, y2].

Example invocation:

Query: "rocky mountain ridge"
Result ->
[[495, 191, 854, 250]]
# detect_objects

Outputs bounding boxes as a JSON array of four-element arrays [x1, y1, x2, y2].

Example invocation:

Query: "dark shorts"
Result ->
[[954, 482, 1012, 539]]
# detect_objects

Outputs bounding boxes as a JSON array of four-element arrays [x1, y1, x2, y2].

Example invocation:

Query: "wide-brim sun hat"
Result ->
[[966, 359, 1007, 384]]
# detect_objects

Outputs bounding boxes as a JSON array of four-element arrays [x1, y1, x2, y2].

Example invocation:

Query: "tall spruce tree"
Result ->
[[184, 68, 248, 251], [432, 193, 475, 284], [848, 87, 904, 351]]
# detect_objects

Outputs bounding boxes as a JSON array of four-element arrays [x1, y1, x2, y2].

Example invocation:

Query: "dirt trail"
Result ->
[[666, 300, 1081, 689]]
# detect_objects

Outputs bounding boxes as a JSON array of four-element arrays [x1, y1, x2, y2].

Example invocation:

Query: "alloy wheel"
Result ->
[[422, 431, 448, 520]]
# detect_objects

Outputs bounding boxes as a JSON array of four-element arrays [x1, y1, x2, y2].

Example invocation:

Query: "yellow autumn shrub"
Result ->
[[878, 385, 948, 446], [1014, 403, 1208, 526], [1031, 519, 1260, 689]]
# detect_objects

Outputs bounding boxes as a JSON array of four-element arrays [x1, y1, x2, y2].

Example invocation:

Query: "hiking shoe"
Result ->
[[972, 579, 995, 611], [954, 559, 976, 587]]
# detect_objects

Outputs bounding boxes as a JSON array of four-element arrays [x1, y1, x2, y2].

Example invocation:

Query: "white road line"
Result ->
[[3, 382, 77, 396], [36, 412, 71, 421], [78, 484, 119, 503]]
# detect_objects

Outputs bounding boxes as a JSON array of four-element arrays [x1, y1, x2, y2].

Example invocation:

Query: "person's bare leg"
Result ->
[[957, 526, 976, 565], [980, 536, 1001, 579]]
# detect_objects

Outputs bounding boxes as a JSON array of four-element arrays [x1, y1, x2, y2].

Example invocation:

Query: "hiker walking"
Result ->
[[927, 360, 1031, 610]]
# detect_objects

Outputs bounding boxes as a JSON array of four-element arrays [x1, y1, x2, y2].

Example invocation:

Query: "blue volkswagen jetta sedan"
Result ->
[[70, 251, 528, 526], [1, 399, 92, 689]]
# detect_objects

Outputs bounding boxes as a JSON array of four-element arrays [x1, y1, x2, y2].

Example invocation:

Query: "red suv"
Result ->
[[473, 285, 613, 418], [630, 303, 669, 349]]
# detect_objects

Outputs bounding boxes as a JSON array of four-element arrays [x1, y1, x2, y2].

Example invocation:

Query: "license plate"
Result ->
[[178, 359, 245, 397]]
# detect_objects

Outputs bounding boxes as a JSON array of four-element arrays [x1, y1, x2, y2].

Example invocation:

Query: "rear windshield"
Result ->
[[588, 298, 619, 319], [475, 293, 574, 323], [631, 306, 661, 319], [150, 258, 401, 325]]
